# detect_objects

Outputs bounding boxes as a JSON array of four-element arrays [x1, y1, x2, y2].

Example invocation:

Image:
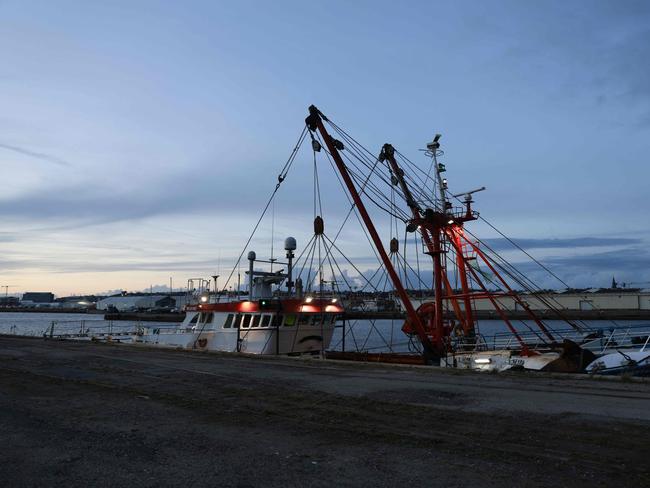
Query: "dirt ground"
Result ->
[[0, 336, 648, 487]]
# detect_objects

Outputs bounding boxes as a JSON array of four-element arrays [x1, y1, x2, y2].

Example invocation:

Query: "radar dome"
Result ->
[[284, 237, 297, 251]]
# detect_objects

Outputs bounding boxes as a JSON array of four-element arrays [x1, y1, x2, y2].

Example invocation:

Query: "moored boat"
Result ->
[[136, 297, 341, 354], [585, 350, 650, 376], [137, 239, 343, 355]]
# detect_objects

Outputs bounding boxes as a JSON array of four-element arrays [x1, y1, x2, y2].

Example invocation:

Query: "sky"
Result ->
[[1, 0, 649, 296]]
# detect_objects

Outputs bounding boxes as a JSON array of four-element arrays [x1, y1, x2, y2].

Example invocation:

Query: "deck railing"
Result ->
[[454, 324, 650, 353], [46, 320, 145, 339]]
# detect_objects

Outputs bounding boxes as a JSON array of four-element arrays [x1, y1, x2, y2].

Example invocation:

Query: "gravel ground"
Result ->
[[0, 335, 649, 487]]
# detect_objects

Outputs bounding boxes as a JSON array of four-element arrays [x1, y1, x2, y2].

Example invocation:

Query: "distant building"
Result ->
[[21, 292, 55, 304], [96, 294, 186, 312], [0, 296, 20, 307], [409, 289, 650, 312]]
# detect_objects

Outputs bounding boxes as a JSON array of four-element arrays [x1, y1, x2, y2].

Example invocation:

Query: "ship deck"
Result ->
[[1, 335, 649, 487]]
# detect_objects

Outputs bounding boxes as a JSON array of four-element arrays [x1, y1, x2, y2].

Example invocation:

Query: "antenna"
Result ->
[[452, 186, 486, 200], [211, 274, 219, 297]]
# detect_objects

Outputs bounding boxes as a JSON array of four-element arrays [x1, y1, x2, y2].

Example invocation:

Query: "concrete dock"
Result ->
[[1, 335, 649, 487]]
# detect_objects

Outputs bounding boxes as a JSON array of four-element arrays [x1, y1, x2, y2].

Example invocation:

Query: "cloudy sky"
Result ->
[[1, 0, 649, 296]]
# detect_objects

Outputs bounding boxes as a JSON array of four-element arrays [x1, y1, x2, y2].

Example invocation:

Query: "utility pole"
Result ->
[[1, 285, 16, 298], [1, 285, 17, 306]]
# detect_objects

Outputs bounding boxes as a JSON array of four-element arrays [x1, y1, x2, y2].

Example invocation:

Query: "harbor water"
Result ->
[[1, 312, 648, 354]]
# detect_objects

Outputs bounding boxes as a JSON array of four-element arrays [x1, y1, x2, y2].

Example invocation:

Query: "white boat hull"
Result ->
[[585, 350, 650, 376], [442, 350, 560, 372], [136, 324, 335, 355], [131, 301, 340, 355]]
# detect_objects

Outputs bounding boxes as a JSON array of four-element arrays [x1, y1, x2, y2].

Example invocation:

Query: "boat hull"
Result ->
[[136, 325, 335, 355], [585, 350, 650, 376]]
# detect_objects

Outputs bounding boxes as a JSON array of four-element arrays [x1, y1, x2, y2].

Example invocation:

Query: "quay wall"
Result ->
[[411, 292, 650, 312]]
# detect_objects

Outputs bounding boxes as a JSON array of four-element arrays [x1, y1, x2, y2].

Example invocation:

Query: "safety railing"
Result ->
[[46, 320, 143, 340], [453, 323, 650, 353]]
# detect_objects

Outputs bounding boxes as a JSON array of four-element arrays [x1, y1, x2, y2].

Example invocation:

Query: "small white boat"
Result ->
[[443, 350, 560, 372], [585, 350, 650, 376]]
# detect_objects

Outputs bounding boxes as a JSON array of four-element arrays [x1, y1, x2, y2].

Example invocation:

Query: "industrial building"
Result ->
[[410, 290, 650, 312], [21, 292, 55, 305], [96, 293, 190, 312], [0, 296, 20, 307]]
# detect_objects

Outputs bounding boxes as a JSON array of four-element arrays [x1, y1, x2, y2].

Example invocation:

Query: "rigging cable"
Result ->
[[220, 126, 308, 293]]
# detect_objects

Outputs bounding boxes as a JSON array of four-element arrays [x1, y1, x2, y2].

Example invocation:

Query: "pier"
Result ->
[[1, 335, 648, 487]]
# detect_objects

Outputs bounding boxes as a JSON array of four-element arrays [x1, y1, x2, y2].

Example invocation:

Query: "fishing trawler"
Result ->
[[48, 105, 650, 374], [299, 105, 629, 372]]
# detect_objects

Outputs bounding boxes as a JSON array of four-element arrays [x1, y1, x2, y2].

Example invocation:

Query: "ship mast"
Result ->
[[382, 136, 479, 352], [425, 135, 448, 348]]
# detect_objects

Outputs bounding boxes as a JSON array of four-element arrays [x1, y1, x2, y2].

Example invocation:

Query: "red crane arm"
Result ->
[[305, 106, 438, 358]]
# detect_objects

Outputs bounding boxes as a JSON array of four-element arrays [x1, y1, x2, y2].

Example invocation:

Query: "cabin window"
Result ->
[[271, 314, 283, 328], [261, 315, 271, 328], [312, 314, 324, 326], [189, 314, 199, 324], [199, 312, 214, 324], [223, 314, 234, 328], [284, 314, 296, 327], [241, 314, 252, 328], [298, 314, 311, 326], [251, 315, 261, 328]]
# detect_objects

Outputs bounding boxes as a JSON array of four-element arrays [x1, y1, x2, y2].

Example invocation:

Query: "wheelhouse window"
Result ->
[[189, 314, 199, 324], [223, 314, 234, 328], [271, 314, 283, 328], [241, 314, 252, 328], [284, 314, 296, 327], [297, 314, 311, 326], [199, 312, 214, 324], [251, 315, 261, 328], [261, 315, 271, 328]]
